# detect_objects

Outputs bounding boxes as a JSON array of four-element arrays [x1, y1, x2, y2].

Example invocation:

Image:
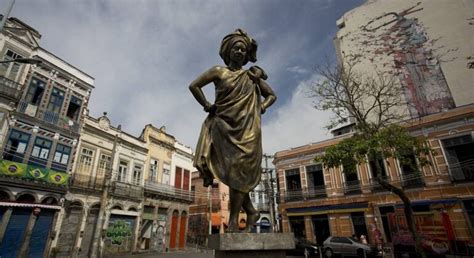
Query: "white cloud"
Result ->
[[286, 65, 310, 75], [262, 74, 333, 155]]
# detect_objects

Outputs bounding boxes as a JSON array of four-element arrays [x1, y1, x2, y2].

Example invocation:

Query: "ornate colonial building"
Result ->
[[55, 114, 147, 257], [0, 17, 93, 258], [276, 0, 474, 256], [138, 124, 193, 253]]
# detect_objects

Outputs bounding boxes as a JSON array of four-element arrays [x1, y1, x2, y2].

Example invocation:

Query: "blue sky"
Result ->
[[8, 0, 364, 154]]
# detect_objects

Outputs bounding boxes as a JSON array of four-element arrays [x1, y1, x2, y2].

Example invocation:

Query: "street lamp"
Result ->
[[0, 58, 42, 65]]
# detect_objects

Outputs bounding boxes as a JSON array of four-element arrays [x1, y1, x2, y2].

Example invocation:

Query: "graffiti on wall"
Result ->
[[106, 220, 132, 246], [359, 2, 455, 118]]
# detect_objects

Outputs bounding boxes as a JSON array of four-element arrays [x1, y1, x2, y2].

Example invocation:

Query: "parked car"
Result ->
[[323, 236, 375, 257], [286, 237, 319, 257]]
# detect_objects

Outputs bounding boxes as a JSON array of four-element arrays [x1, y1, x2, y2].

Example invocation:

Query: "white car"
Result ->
[[323, 236, 375, 257]]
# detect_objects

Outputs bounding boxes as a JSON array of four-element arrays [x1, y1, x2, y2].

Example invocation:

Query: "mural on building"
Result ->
[[388, 207, 453, 255], [106, 220, 133, 246], [359, 3, 455, 118]]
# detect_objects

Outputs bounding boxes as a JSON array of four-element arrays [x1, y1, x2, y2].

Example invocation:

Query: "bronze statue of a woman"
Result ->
[[189, 29, 276, 233]]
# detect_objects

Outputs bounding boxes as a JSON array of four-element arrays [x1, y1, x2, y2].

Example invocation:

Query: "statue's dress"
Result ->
[[194, 69, 262, 193]]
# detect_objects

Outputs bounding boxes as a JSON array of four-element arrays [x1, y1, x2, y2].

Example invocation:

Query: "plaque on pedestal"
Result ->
[[208, 233, 295, 258]]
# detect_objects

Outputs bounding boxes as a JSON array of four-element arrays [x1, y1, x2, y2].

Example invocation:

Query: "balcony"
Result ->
[[0, 76, 23, 103], [343, 180, 362, 195], [70, 172, 104, 191], [450, 162, 474, 183], [370, 176, 391, 193], [0, 159, 69, 192], [17, 101, 81, 134], [401, 173, 424, 189], [111, 181, 144, 200], [282, 187, 327, 203], [144, 180, 192, 202], [306, 187, 327, 199]]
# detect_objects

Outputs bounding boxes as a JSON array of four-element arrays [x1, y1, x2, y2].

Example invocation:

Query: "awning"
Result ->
[[0, 201, 61, 210], [287, 202, 369, 216]]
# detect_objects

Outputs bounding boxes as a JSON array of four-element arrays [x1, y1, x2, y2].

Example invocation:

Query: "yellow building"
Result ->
[[139, 124, 192, 252]]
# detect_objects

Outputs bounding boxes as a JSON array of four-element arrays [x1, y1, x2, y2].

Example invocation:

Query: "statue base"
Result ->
[[208, 233, 295, 258]]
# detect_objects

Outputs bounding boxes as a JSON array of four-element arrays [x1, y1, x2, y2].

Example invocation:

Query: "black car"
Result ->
[[286, 238, 319, 257]]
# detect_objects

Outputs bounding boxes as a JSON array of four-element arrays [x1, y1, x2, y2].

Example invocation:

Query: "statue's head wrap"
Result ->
[[219, 28, 258, 66]]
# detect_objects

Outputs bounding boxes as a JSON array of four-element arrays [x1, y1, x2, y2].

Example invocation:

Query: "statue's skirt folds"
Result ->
[[193, 69, 262, 193]]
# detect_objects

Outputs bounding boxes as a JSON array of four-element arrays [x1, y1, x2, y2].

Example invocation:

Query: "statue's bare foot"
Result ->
[[244, 211, 260, 233], [227, 222, 240, 233]]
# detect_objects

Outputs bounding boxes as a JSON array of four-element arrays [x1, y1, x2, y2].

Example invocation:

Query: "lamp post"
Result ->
[[0, 58, 42, 65]]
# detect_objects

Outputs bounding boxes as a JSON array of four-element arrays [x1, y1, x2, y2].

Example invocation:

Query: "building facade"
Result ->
[[139, 124, 192, 253], [0, 17, 93, 258], [276, 0, 474, 256], [55, 114, 146, 257]]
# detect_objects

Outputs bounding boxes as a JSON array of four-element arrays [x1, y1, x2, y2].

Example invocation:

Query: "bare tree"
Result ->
[[311, 56, 430, 258]]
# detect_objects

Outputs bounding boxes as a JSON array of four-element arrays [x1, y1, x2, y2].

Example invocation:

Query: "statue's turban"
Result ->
[[219, 28, 258, 66]]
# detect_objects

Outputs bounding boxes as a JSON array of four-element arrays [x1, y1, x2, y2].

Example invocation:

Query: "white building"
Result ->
[[55, 114, 147, 257]]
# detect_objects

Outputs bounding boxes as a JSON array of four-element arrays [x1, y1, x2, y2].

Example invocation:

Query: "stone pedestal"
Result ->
[[208, 233, 295, 258]]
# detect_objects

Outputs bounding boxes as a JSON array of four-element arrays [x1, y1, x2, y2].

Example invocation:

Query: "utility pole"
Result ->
[[90, 131, 119, 258], [263, 154, 277, 233]]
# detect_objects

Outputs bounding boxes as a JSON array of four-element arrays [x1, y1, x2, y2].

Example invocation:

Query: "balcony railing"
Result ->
[[16, 101, 81, 134], [111, 181, 144, 200], [449, 161, 474, 183], [144, 180, 192, 201], [343, 180, 362, 195], [0, 76, 23, 102], [401, 173, 424, 189], [71, 172, 104, 191], [370, 176, 391, 193], [282, 187, 327, 203]]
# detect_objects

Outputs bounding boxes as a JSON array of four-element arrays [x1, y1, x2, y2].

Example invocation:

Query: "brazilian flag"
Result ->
[[27, 166, 48, 180], [0, 160, 27, 177], [48, 171, 69, 186]]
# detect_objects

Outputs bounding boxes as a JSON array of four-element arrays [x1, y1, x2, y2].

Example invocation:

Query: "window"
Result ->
[[29, 137, 52, 168], [25, 77, 46, 106], [78, 148, 94, 174], [399, 151, 424, 188], [1, 49, 23, 81], [133, 164, 143, 185], [66, 96, 82, 120], [118, 160, 128, 182], [31, 138, 51, 159], [149, 159, 158, 182], [162, 163, 170, 185], [442, 135, 474, 182], [97, 153, 111, 176], [3, 130, 30, 162], [52, 144, 71, 172], [285, 169, 301, 190], [53, 144, 71, 164], [306, 164, 326, 198], [47, 87, 65, 113]]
